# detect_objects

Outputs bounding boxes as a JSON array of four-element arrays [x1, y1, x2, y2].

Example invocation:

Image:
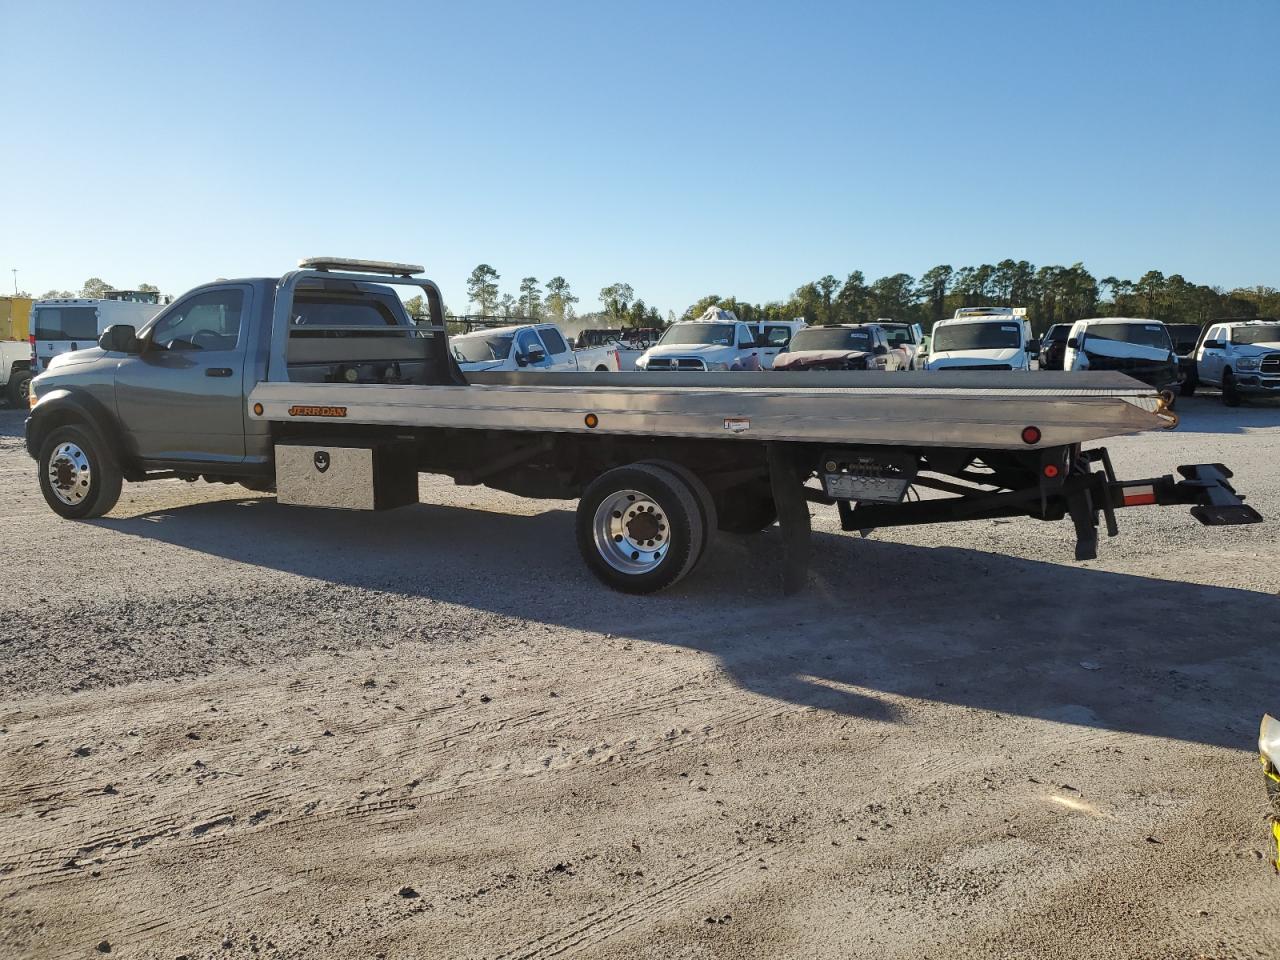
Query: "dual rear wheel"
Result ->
[[576, 461, 717, 594]]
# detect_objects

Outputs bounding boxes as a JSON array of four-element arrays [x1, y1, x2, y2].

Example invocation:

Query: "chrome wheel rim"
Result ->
[[48, 442, 92, 506], [593, 489, 671, 574]]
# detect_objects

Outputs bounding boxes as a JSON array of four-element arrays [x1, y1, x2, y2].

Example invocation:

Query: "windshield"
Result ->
[[931, 321, 1022, 352], [878, 324, 914, 347], [1045, 325, 1069, 342], [452, 334, 513, 363], [1231, 324, 1280, 345], [34, 306, 98, 340], [1084, 323, 1171, 350], [790, 328, 874, 352], [658, 323, 738, 346]]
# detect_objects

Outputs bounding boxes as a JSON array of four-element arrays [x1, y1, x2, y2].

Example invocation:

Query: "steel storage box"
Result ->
[[275, 441, 418, 510]]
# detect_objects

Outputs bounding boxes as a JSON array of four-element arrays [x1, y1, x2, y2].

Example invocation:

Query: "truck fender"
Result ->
[[25, 388, 131, 467]]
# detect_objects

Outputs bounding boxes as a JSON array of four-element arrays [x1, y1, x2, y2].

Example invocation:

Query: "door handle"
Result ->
[[206, 367, 233, 378]]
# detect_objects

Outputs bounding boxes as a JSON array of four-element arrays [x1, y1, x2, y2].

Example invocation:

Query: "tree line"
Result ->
[[429, 264, 666, 330], [683, 262, 1280, 334]]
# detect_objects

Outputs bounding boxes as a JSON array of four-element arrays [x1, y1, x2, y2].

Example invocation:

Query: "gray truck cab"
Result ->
[[27, 265, 452, 516]]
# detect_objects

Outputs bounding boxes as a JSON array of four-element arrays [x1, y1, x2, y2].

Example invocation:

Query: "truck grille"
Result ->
[[646, 357, 707, 371], [1262, 353, 1280, 374], [953, 363, 1013, 371]]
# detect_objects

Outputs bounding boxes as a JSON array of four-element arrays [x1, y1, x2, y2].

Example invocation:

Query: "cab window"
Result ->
[[737, 326, 758, 348], [150, 289, 244, 351], [539, 327, 568, 354], [515, 328, 544, 357], [762, 326, 792, 347]]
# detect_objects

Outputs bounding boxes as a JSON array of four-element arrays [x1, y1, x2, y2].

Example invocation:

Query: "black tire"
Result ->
[[594, 364, 610, 372], [716, 484, 778, 534], [576, 463, 705, 594], [6, 369, 31, 407], [38, 425, 123, 519], [639, 459, 718, 558], [1222, 371, 1242, 407]]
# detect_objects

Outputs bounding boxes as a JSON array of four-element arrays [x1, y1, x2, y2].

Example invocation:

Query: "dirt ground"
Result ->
[[1, 398, 1278, 960]]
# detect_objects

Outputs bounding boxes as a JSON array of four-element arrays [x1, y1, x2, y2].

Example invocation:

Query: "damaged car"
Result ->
[[1063, 318, 1180, 403], [771, 324, 907, 372]]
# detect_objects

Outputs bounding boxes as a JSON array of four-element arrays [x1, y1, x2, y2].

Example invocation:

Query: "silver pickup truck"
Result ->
[[25, 258, 1263, 594]]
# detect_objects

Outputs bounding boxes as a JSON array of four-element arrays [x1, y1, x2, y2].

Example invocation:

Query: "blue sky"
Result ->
[[3, 0, 1276, 314]]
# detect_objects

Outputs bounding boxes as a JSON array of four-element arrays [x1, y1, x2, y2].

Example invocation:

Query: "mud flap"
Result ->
[[767, 443, 811, 595]]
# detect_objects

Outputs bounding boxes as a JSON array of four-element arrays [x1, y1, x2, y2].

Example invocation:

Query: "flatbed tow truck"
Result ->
[[26, 259, 1263, 593]]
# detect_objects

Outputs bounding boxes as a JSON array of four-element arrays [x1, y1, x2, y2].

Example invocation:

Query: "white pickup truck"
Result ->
[[1189, 319, 1280, 406], [450, 321, 626, 373], [924, 308, 1036, 372], [635, 309, 806, 371]]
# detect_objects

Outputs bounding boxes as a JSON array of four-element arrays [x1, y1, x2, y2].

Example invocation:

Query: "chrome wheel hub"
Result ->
[[593, 489, 671, 574], [48, 442, 92, 506]]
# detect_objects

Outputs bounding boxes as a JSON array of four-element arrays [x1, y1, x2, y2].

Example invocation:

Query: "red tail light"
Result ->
[[1021, 425, 1042, 445]]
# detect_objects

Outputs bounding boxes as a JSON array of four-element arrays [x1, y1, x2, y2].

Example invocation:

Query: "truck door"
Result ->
[[514, 327, 553, 371], [113, 284, 252, 463], [536, 325, 577, 371], [757, 325, 794, 369], [1198, 325, 1227, 383]]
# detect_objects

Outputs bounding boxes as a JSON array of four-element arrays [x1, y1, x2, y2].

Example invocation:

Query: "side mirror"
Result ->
[[526, 347, 546, 364], [1067, 337, 1079, 349], [1204, 339, 1224, 350], [99, 324, 140, 354], [1027, 338, 1041, 354], [874, 344, 889, 356]]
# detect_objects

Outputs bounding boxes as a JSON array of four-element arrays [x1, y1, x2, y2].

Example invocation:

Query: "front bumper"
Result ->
[[1236, 374, 1280, 395]]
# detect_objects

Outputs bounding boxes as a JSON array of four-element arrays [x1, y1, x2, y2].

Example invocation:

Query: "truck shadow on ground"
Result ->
[[99, 495, 1278, 752]]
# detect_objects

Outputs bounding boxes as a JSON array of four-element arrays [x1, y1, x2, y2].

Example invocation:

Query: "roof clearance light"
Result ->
[[298, 257, 424, 276], [1021, 426, 1042, 445]]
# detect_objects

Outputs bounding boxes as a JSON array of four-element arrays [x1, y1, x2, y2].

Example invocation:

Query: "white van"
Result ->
[[31, 298, 165, 375], [923, 307, 1035, 371]]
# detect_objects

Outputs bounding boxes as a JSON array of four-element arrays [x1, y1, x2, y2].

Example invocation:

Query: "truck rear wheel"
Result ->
[[576, 463, 705, 594], [638, 460, 717, 558], [38, 425, 123, 519]]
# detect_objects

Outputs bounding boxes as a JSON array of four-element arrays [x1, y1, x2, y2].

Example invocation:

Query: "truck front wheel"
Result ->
[[38, 425, 123, 519], [1222, 370, 1242, 407], [576, 463, 705, 594], [6, 369, 31, 407]]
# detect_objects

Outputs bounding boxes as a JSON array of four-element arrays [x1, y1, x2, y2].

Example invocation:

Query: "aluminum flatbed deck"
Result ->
[[248, 370, 1174, 451]]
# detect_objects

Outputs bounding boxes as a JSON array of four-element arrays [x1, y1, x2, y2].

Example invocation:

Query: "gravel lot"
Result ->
[[1, 398, 1278, 959]]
